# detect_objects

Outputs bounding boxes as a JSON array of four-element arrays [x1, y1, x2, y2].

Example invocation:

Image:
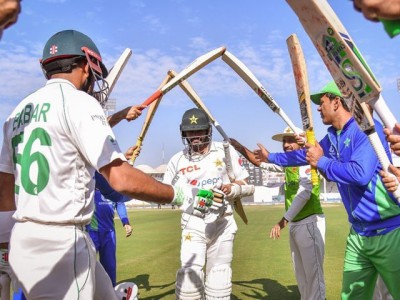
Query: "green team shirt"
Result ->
[[284, 166, 323, 222]]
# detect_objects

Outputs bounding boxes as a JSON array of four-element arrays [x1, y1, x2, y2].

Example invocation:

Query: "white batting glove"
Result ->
[[210, 188, 226, 210], [226, 183, 241, 201]]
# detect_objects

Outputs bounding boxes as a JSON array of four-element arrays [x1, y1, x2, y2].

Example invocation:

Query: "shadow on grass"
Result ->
[[232, 278, 300, 299], [119, 275, 300, 299], [120, 273, 175, 299]]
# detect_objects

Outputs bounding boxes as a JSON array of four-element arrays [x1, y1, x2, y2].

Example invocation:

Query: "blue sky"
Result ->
[[1, 0, 399, 167]]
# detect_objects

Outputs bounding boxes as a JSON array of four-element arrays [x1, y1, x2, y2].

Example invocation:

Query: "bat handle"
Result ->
[[129, 139, 142, 165], [370, 95, 399, 135], [141, 90, 162, 107], [306, 130, 319, 186], [368, 132, 400, 201]]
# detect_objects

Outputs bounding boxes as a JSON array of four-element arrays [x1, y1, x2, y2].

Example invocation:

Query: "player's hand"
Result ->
[[384, 123, 400, 156], [353, 0, 400, 21], [380, 164, 400, 193], [305, 140, 324, 167], [124, 145, 141, 161], [269, 224, 282, 240], [254, 143, 269, 164], [269, 218, 288, 240], [122, 105, 145, 121], [0, 0, 21, 31], [124, 224, 133, 237]]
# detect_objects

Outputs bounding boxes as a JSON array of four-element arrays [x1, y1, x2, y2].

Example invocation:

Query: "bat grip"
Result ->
[[141, 90, 162, 108], [130, 139, 142, 165], [368, 132, 400, 201], [370, 95, 399, 135], [306, 130, 319, 186]]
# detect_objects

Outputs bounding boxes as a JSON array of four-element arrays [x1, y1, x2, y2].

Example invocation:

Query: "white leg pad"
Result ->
[[175, 268, 204, 300], [205, 264, 232, 300], [114, 281, 138, 300], [0, 273, 11, 300]]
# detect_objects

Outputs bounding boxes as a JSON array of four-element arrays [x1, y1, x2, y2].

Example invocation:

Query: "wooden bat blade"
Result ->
[[286, 0, 380, 103], [131, 74, 172, 164], [141, 46, 226, 108], [105, 48, 132, 98], [286, 34, 318, 185], [222, 50, 302, 135]]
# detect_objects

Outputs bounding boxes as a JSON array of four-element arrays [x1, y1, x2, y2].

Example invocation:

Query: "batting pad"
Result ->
[[205, 264, 232, 299], [175, 267, 204, 300]]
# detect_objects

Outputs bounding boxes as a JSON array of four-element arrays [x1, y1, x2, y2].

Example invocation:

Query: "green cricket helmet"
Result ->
[[41, 29, 108, 79], [41, 30, 110, 106]]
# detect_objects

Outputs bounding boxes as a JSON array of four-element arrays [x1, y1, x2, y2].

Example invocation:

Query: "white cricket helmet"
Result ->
[[114, 281, 138, 300]]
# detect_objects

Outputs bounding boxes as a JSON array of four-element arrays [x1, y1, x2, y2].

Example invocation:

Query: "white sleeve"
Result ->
[[66, 95, 125, 170], [0, 121, 13, 174], [284, 166, 312, 222]]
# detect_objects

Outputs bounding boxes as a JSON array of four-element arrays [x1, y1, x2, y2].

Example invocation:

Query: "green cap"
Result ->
[[310, 81, 342, 105]]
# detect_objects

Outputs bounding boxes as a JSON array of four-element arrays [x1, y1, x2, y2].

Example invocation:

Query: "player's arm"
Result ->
[[0, 172, 16, 247], [283, 168, 313, 222], [100, 159, 175, 203], [115, 202, 132, 237], [229, 138, 260, 167], [107, 105, 145, 128]]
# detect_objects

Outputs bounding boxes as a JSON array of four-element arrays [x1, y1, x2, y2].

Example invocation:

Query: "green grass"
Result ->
[[115, 204, 348, 299]]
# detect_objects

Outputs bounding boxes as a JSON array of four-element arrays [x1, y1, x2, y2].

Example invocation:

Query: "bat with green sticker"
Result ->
[[286, 0, 400, 200]]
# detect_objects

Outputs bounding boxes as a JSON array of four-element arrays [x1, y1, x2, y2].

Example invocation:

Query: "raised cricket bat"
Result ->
[[140, 46, 226, 109], [130, 74, 172, 164], [287, 0, 400, 199], [222, 50, 302, 135], [286, 34, 319, 186], [168, 70, 248, 224], [104, 48, 132, 99]]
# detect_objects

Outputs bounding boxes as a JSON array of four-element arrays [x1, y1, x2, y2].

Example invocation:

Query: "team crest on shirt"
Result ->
[[214, 158, 223, 168]]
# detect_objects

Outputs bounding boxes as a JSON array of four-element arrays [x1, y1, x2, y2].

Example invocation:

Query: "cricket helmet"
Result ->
[[41, 29, 108, 78], [41, 30, 110, 106], [180, 108, 211, 132], [180, 108, 212, 158]]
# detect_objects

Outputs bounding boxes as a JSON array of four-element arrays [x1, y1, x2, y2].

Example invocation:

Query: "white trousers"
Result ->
[[180, 213, 237, 278], [289, 214, 326, 300], [9, 221, 117, 300]]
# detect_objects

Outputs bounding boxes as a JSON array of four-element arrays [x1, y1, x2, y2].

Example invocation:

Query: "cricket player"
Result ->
[[231, 126, 326, 300], [163, 108, 254, 300], [257, 81, 400, 299], [0, 29, 218, 300]]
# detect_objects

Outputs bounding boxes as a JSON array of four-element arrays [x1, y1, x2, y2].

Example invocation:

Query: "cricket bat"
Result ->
[[286, 34, 319, 186], [168, 70, 248, 224], [104, 48, 132, 99], [286, 0, 398, 134], [130, 74, 172, 164], [140, 46, 226, 109], [222, 50, 302, 135], [287, 0, 400, 199]]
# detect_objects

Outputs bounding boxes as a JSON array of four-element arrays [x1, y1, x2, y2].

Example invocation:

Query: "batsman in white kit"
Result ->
[[163, 108, 254, 300], [0, 30, 215, 300]]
